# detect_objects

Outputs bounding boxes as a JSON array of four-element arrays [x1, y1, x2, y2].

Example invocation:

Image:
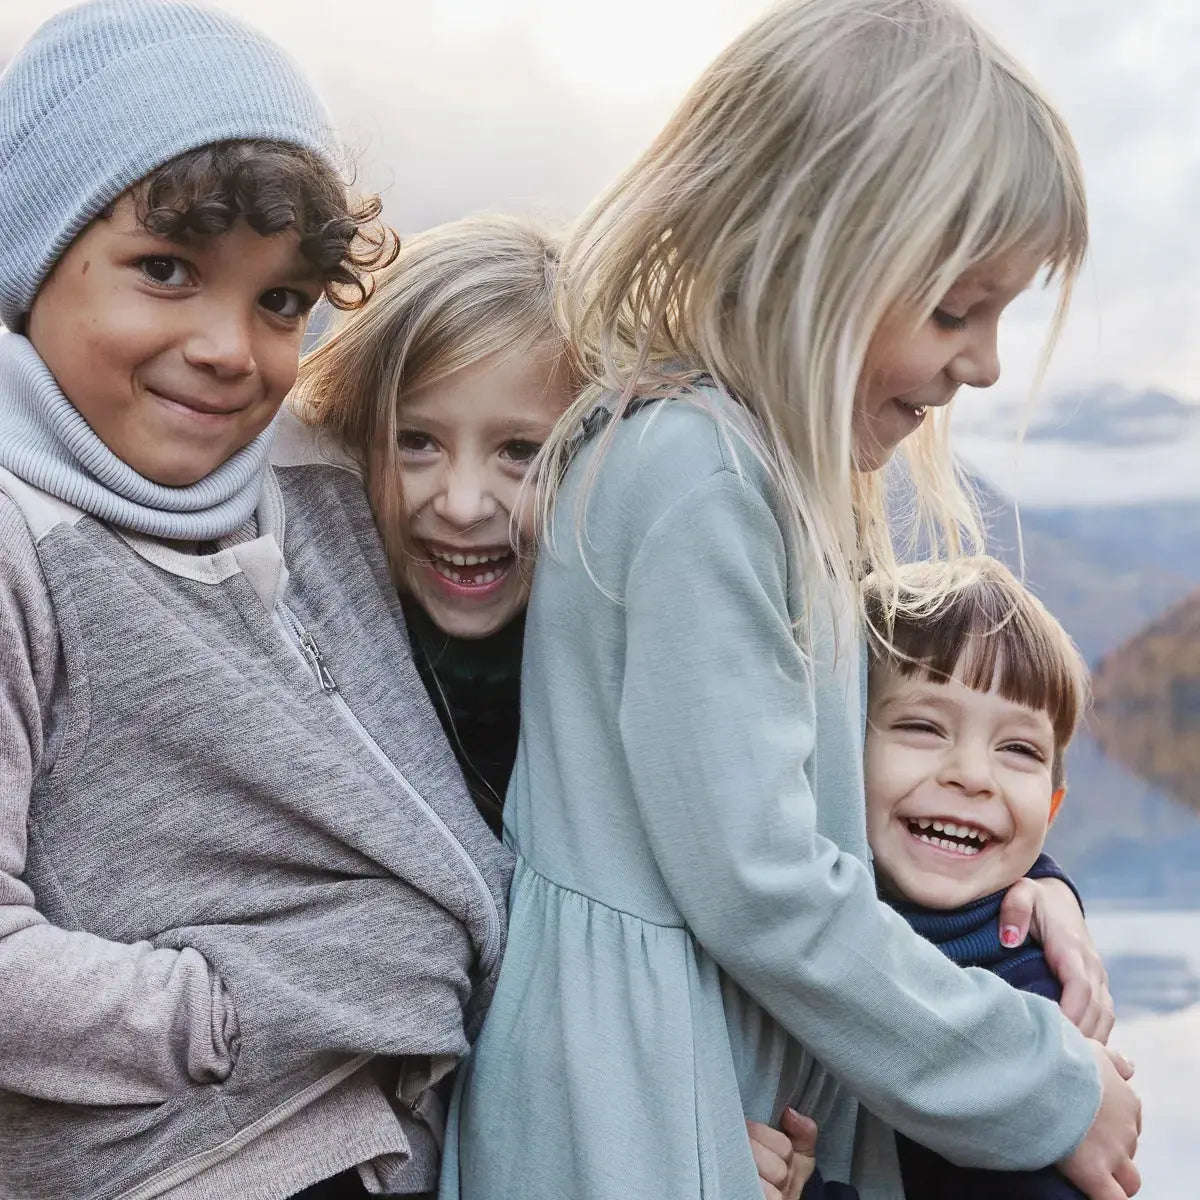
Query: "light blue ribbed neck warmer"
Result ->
[[0, 332, 271, 539]]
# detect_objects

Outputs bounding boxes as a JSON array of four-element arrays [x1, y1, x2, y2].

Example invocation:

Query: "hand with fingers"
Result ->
[[1000, 876, 1115, 1042], [1058, 1041, 1142, 1200], [747, 1108, 819, 1200]]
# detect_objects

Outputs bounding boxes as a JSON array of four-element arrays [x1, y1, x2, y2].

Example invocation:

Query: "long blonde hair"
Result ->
[[293, 213, 568, 585], [541, 0, 1087, 628]]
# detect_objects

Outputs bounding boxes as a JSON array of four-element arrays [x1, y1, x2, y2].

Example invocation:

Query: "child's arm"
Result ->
[[617, 465, 1131, 1181], [0, 497, 237, 1105]]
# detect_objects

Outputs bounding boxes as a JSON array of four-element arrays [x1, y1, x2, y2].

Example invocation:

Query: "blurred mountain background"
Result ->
[[961, 387, 1200, 908]]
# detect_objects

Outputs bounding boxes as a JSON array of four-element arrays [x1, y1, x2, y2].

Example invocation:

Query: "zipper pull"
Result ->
[[300, 631, 338, 694]]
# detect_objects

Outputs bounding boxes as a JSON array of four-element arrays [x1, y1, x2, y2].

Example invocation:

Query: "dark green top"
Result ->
[[402, 597, 524, 837]]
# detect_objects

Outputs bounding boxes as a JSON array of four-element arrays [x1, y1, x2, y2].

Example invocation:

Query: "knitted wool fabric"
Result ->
[[0, 331, 275, 540], [0, 0, 338, 330]]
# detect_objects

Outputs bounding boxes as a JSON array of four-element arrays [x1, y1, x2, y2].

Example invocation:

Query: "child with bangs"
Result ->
[[773, 557, 1097, 1199], [441, 1, 1141, 1199], [0, 4, 510, 1199], [294, 214, 576, 839], [292, 213, 1101, 1200]]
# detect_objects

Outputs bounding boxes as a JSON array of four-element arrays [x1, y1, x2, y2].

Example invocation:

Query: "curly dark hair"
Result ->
[[130, 140, 398, 309]]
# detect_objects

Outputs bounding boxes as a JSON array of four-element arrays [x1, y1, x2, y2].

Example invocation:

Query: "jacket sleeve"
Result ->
[[1027, 852, 1085, 912], [616, 469, 1100, 1172], [0, 495, 237, 1105]]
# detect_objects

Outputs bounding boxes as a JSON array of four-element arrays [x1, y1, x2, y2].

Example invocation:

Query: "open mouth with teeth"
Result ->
[[894, 399, 927, 419], [904, 817, 992, 858], [424, 544, 516, 592]]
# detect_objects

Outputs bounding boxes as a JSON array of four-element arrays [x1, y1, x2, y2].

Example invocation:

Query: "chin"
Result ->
[[852, 444, 897, 474]]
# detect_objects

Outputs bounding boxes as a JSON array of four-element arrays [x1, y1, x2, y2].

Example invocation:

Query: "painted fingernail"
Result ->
[[1000, 925, 1023, 947]]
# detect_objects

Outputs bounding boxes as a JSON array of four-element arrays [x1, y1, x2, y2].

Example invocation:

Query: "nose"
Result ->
[[432, 459, 499, 529], [937, 738, 996, 799], [949, 322, 1001, 390], [182, 307, 256, 379]]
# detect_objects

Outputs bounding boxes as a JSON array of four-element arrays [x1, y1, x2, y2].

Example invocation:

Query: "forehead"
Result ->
[[402, 348, 571, 428], [871, 665, 1054, 728], [79, 192, 313, 278], [950, 245, 1048, 299]]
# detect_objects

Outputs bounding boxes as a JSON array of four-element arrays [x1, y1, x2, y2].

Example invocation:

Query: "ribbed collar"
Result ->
[[0, 331, 273, 540], [891, 889, 1045, 981]]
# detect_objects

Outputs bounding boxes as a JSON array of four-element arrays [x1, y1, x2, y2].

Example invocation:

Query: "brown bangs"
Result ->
[[864, 557, 1090, 757]]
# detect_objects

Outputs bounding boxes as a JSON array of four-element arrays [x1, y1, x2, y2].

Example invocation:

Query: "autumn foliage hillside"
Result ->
[[1090, 589, 1200, 814]]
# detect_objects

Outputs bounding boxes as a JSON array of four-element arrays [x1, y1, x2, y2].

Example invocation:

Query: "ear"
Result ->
[[1048, 787, 1066, 825]]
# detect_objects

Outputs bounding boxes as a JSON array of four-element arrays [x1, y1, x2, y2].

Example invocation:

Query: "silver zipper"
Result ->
[[300, 631, 338, 693], [277, 603, 502, 973]]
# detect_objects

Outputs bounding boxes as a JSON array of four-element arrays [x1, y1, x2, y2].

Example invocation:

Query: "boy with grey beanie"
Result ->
[[0, 3, 512, 1199]]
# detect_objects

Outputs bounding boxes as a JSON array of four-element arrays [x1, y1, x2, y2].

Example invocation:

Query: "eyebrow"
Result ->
[[398, 413, 556, 440]]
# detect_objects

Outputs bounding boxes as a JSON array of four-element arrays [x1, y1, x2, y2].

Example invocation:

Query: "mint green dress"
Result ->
[[439, 393, 1100, 1200]]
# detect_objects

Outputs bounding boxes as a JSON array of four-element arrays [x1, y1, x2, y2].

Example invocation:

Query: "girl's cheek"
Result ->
[[508, 479, 539, 546]]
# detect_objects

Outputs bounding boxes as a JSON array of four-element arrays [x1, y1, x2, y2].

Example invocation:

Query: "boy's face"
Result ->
[[864, 662, 1058, 910], [26, 194, 321, 487]]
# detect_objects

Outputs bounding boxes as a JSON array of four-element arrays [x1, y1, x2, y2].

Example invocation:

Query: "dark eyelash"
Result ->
[[932, 308, 968, 333], [1004, 742, 1046, 761]]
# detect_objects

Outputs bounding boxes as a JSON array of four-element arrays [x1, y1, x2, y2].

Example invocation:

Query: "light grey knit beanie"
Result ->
[[0, 0, 339, 330]]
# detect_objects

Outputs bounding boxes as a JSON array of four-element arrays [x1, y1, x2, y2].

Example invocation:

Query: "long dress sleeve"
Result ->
[[617, 468, 1099, 1172]]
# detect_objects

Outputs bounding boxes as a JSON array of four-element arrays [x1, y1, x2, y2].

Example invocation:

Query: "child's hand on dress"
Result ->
[[746, 1107, 818, 1200]]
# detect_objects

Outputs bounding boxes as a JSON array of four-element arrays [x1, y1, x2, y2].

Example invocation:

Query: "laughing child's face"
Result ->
[[864, 660, 1060, 910], [26, 193, 320, 487], [397, 346, 573, 640]]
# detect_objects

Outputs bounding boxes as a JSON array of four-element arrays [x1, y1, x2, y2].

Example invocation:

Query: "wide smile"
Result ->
[[902, 816, 997, 859], [422, 542, 516, 599]]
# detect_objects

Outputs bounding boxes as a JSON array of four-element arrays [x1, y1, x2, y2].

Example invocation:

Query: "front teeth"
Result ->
[[913, 832, 981, 857], [431, 549, 510, 567], [431, 561, 506, 585], [909, 817, 990, 857]]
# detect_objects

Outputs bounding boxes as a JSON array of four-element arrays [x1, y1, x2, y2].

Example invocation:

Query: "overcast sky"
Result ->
[[4, 0, 1199, 410]]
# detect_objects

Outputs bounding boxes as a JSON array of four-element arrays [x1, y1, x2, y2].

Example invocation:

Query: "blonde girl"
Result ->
[[294, 215, 575, 835], [441, 4, 1140, 1200]]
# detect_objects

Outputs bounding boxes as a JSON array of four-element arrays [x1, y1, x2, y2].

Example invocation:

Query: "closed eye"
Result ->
[[893, 719, 944, 737], [931, 308, 968, 333], [1000, 741, 1047, 761]]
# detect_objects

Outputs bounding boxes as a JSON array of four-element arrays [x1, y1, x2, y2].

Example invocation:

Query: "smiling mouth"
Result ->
[[424, 544, 515, 589], [905, 817, 992, 857], [894, 399, 927, 418], [149, 387, 247, 418]]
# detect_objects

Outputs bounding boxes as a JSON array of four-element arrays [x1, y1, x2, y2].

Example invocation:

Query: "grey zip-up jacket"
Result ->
[[0, 413, 513, 1200]]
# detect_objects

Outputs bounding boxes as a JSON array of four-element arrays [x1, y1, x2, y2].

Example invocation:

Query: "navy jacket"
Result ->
[[801, 856, 1087, 1200]]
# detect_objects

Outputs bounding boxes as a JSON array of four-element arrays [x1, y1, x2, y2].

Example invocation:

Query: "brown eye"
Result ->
[[398, 430, 436, 454], [260, 288, 312, 319], [138, 256, 190, 287], [502, 440, 542, 465]]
